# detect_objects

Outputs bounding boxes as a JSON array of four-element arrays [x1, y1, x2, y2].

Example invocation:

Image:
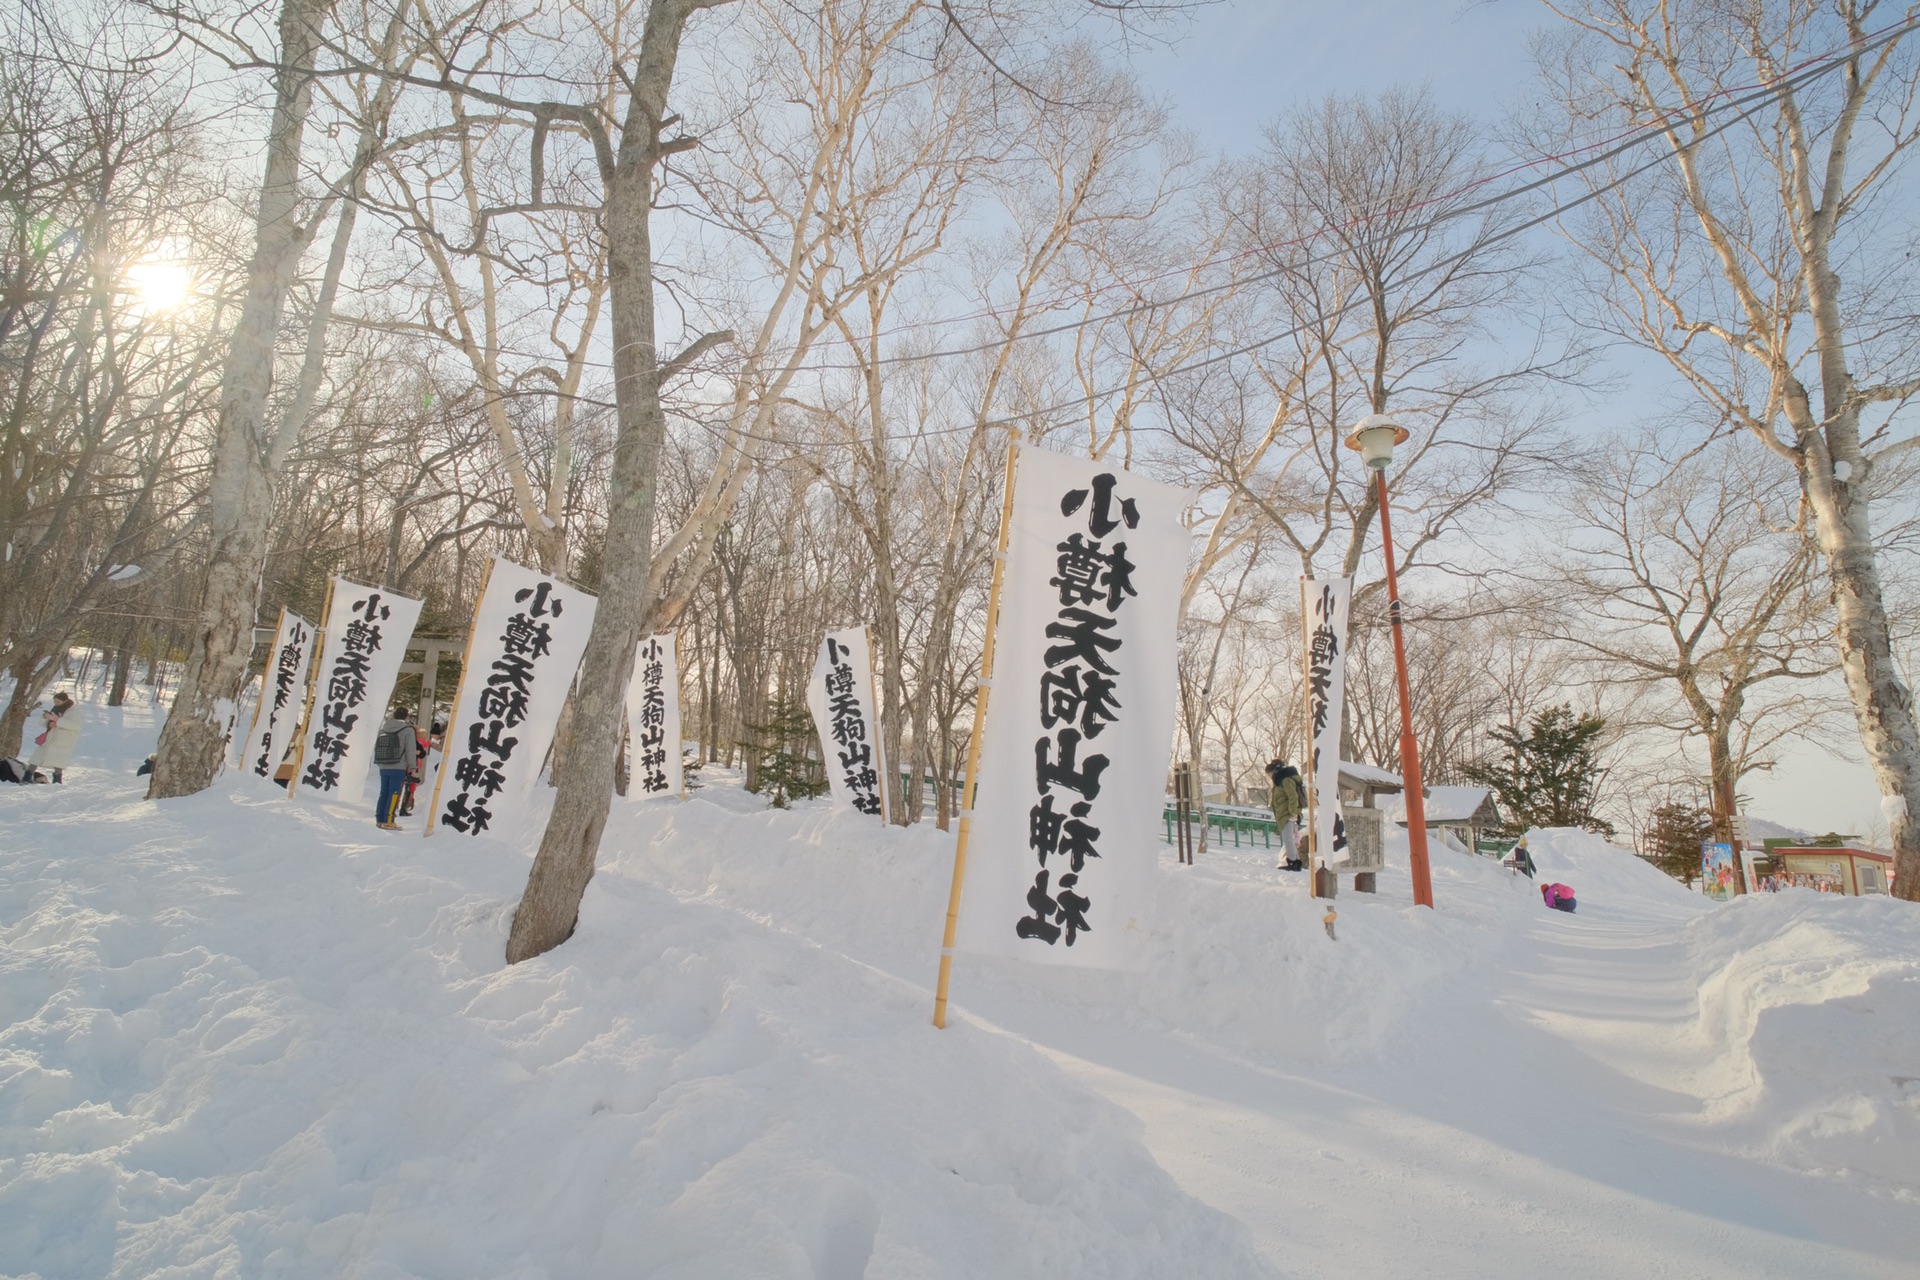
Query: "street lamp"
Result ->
[[1343, 414, 1435, 909]]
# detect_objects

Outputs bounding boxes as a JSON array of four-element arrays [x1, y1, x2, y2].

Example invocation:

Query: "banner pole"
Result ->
[[933, 427, 1021, 1029], [240, 607, 285, 775], [284, 578, 337, 800], [1299, 577, 1315, 871], [674, 630, 688, 801], [422, 555, 496, 835], [865, 624, 889, 826]]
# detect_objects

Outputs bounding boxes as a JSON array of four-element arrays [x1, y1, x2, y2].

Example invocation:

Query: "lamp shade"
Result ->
[[1343, 414, 1409, 471]]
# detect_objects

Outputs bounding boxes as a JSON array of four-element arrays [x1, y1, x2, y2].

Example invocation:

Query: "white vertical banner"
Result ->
[[956, 448, 1193, 969], [626, 631, 683, 800], [228, 677, 260, 773], [1302, 576, 1352, 869], [296, 580, 424, 803], [807, 628, 886, 818], [428, 556, 596, 837], [245, 609, 315, 784]]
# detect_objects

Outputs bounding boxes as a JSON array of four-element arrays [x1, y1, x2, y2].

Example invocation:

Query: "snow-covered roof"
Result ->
[[1420, 785, 1495, 824], [1383, 785, 1498, 827], [1337, 760, 1402, 791]]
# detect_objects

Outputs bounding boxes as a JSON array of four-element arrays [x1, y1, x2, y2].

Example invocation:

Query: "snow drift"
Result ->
[[4, 700, 1918, 1278], [0, 740, 1272, 1277]]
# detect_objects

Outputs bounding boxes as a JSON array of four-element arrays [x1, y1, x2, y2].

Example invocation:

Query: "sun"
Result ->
[[127, 259, 195, 313]]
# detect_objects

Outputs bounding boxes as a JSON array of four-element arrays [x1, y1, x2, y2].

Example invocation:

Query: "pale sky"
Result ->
[[1133, 0, 1539, 147], [1134, 0, 1891, 841]]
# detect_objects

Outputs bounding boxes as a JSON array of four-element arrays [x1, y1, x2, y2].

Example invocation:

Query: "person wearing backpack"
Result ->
[[372, 706, 414, 830], [1265, 757, 1306, 872]]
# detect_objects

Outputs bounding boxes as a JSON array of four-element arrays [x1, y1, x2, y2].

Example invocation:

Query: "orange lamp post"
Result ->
[[1344, 414, 1434, 909]]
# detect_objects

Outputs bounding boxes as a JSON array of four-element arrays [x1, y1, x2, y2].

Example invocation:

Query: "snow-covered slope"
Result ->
[[0, 704, 1271, 1279], [4, 697, 1917, 1278], [1687, 889, 1920, 1189]]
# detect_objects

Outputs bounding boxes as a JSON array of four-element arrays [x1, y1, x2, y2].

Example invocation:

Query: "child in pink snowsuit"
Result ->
[[1541, 882, 1577, 913]]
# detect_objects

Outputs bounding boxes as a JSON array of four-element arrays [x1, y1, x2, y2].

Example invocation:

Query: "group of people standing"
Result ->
[[3, 680, 443, 839]]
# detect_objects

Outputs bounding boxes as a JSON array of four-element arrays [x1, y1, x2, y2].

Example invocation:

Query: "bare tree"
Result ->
[[350, 0, 610, 573], [1546, 435, 1839, 839], [1167, 88, 1566, 657], [146, 0, 427, 797], [143, 0, 330, 798], [1, 7, 229, 748], [1535, 0, 1920, 898], [509, 0, 736, 963]]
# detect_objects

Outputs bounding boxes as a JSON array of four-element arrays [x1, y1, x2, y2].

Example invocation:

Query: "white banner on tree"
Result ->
[[428, 556, 596, 837], [957, 448, 1192, 969], [1302, 576, 1352, 869], [807, 629, 886, 818], [295, 579, 423, 804], [245, 608, 315, 785], [626, 631, 683, 800]]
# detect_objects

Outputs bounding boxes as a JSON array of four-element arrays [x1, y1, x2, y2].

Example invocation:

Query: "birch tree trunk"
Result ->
[[147, 0, 324, 799], [1802, 449, 1920, 893], [507, 0, 732, 964]]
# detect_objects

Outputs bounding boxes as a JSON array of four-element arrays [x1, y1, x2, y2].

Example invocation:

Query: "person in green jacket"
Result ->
[[1265, 757, 1306, 872]]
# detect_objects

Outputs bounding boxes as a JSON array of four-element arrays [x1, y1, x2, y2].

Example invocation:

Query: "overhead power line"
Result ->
[[348, 13, 1920, 454], [478, 15, 1908, 456]]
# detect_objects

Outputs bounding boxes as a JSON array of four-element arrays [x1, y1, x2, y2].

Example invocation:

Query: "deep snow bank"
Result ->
[[1512, 827, 1920, 1196], [8, 696, 1919, 1279], [613, 807, 1920, 1197], [1686, 890, 1920, 1191], [0, 742, 1273, 1277], [601, 789, 1537, 1064]]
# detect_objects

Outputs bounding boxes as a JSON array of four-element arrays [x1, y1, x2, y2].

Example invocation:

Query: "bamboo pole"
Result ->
[[864, 624, 889, 825], [674, 629, 688, 801], [283, 578, 337, 799], [933, 428, 1022, 1029], [422, 555, 496, 835]]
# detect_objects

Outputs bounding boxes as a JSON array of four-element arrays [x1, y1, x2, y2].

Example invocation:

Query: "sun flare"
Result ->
[[127, 259, 195, 313]]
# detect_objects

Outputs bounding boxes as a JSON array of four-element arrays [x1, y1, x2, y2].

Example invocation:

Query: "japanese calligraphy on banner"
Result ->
[[807, 629, 886, 818], [245, 608, 314, 784], [296, 579, 423, 803], [625, 631, 683, 799], [957, 448, 1193, 969], [1302, 576, 1352, 869], [428, 556, 596, 837]]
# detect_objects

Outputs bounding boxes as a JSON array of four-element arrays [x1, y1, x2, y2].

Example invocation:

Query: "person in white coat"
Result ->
[[29, 691, 80, 783]]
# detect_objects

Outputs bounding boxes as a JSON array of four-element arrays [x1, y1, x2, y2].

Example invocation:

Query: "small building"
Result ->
[[1384, 783, 1504, 855], [1759, 843, 1893, 896], [1417, 785, 1503, 854]]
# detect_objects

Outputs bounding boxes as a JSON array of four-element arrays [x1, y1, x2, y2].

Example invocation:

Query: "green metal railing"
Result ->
[[1157, 806, 1521, 859], [1162, 802, 1281, 849]]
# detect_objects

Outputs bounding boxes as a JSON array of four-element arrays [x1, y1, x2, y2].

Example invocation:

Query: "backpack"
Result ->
[[373, 723, 407, 768]]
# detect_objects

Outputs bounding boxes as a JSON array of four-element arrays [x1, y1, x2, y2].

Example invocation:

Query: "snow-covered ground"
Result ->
[[3, 692, 1917, 1277]]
